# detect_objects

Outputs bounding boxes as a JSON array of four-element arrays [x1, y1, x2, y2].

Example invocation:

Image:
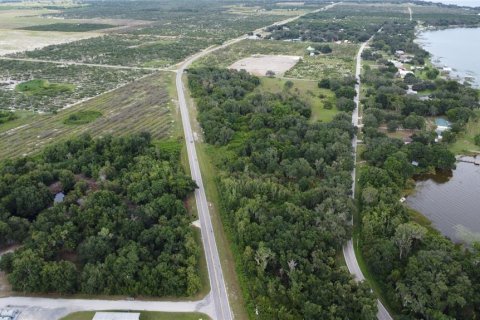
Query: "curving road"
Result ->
[[343, 33, 393, 320]]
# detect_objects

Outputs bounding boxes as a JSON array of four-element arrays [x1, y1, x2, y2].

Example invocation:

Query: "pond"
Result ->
[[406, 157, 480, 244]]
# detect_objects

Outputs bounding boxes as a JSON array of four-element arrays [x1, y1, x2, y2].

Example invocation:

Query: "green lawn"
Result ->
[[61, 311, 210, 320], [16, 79, 75, 96], [259, 77, 338, 122], [449, 110, 480, 155]]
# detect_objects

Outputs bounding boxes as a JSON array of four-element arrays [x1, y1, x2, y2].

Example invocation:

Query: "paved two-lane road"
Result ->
[[343, 32, 393, 320]]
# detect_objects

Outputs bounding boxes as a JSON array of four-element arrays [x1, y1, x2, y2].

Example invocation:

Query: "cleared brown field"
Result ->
[[229, 54, 301, 76]]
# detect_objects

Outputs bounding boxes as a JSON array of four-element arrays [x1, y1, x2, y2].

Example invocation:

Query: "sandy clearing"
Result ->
[[229, 54, 301, 77], [0, 29, 101, 56]]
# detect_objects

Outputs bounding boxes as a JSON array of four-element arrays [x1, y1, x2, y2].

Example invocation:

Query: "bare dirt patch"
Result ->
[[229, 54, 301, 77]]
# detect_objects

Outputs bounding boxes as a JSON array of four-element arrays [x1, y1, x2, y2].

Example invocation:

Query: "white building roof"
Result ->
[[92, 312, 140, 320]]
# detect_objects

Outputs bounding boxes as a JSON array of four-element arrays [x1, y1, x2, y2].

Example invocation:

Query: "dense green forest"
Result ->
[[188, 68, 377, 319], [357, 20, 480, 319], [0, 133, 201, 296]]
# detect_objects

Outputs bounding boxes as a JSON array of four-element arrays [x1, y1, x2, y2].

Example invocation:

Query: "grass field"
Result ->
[[0, 72, 176, 160], [194, 39, 358, 80], [61, 311, 210, 320], [285, 43, 358, 80], [259, 77, 339, 122], [449, 110, 480, 155], [16, 79, 75, 96]]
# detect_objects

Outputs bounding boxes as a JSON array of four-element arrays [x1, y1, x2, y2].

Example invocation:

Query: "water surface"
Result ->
[[406, 159, 480, 243], [416, 27, 480, 88], [428, 0, 480, 6]]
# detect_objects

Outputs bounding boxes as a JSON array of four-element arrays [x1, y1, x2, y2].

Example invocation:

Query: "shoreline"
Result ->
[[414, 25, 480, 88]]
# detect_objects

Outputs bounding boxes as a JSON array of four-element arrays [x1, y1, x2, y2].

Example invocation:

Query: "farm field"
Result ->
[[0, 72, 178, 160], [0, 60, 150, 111]]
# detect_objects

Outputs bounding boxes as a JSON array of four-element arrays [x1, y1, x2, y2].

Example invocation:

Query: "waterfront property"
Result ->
[[406, 159, 480, 243], [435, 117, 451, 140]]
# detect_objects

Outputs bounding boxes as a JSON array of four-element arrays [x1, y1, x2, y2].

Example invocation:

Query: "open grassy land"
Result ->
[[193, 39, 358, 80], [192, 39, 307, 68], [16, 79, 75, 96], [0, 72, 177, 160], [285, 43, 358, 79], [11, 35, 217, 68], [0, 6, 108, 55], [61, 311, 211, 320], [449, 110, 480, 155], [0, 60, 150, 111], [258, 77, 338, 122]]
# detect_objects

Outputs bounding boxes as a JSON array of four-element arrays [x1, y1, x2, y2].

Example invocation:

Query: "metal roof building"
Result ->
[[92, 312, 140, 320]]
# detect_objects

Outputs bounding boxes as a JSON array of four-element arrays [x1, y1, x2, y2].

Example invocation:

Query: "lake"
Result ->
[[428, 0, 480, 6], [415, 27, 480, 88], [406, 158, 480, 244]]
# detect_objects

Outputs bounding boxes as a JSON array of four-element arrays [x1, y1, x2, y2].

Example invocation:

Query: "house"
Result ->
[[411, 161, 419, 167], [406, 85, 417, 95], [306, 46, 315, 52], [92, 312, 140, 320], [404, 137, 413, 145], [54, 192, 65, 204], [395, 50, 405, 56], [398, 68, 414, 78]]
